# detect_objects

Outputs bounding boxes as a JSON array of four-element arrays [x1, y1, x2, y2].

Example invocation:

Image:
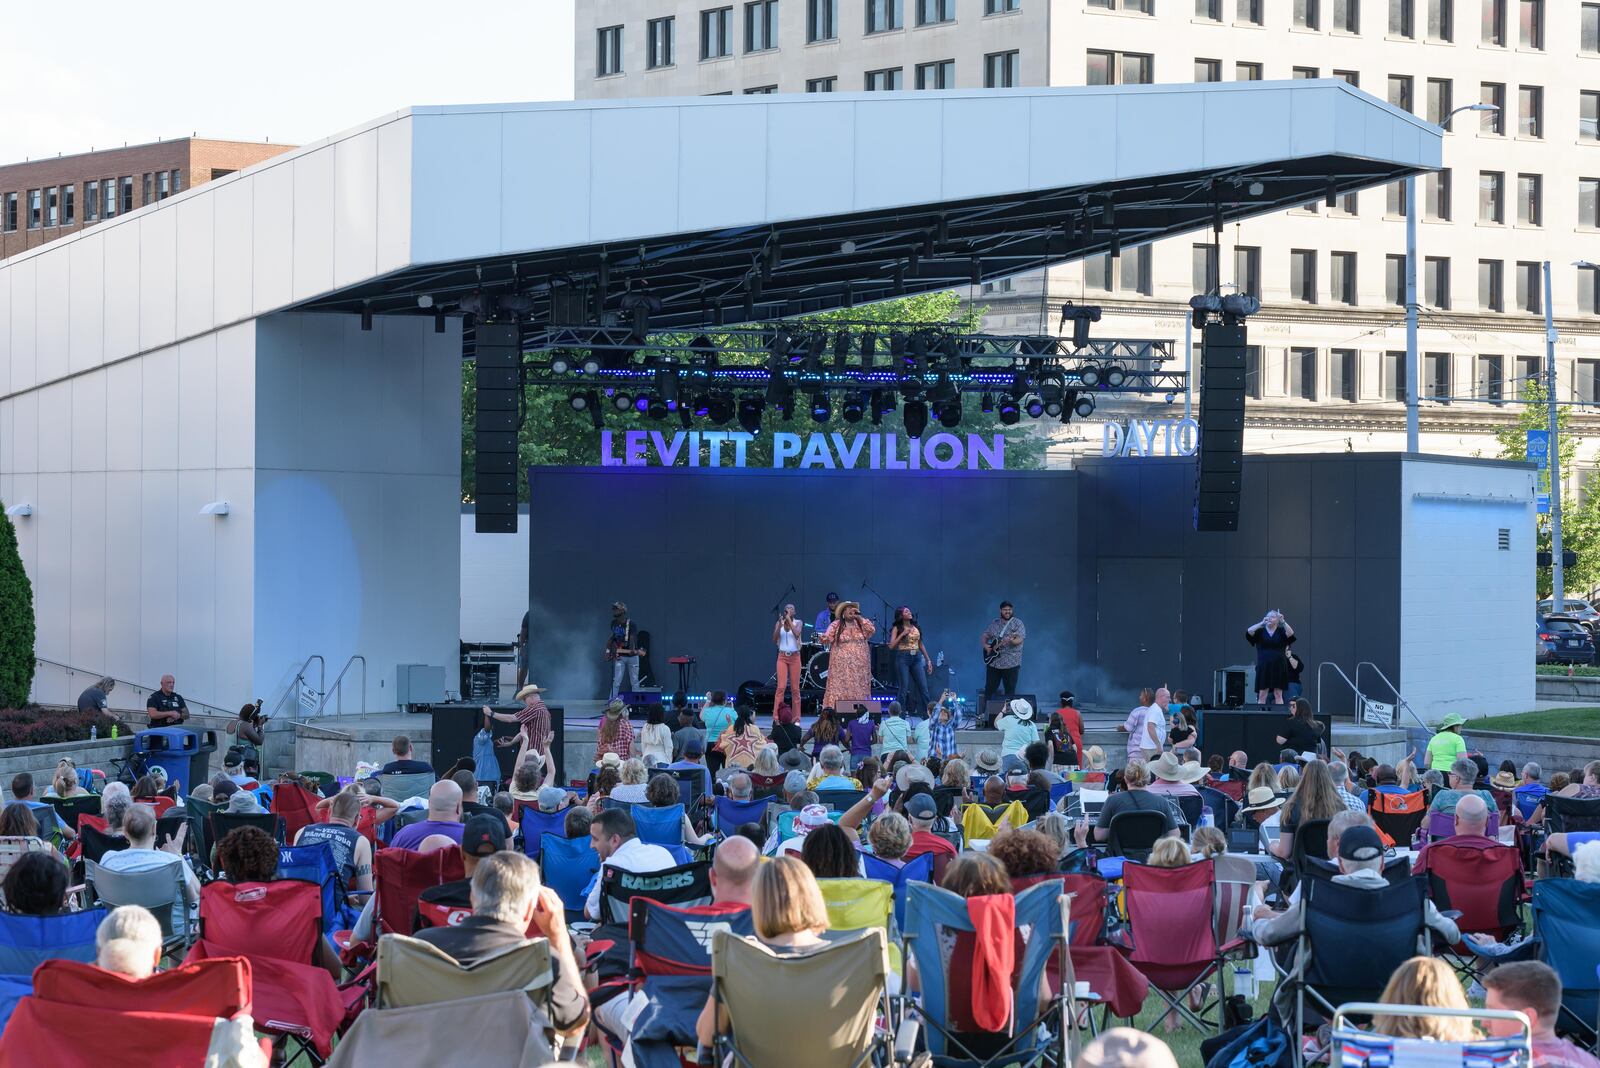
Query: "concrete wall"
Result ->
[[1406, 727, 1596, 782]]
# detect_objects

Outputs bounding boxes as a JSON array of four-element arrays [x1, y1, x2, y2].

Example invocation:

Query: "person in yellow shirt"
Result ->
[[1425, 713, 1468, 771]]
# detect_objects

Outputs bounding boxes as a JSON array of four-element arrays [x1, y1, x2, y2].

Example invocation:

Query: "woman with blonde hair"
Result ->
[[46, 759, 87, 799], [1397, 758, 1420, 789], [1247, 762, 1280, 795], [1189, 825, 1227, 860], [608, 758, 651, 804], [1277, 765, 1301, 793], [1371, 957, 1478, 1042], [1148, 836, 1192, 869], [1272, 760, 1343, 861]]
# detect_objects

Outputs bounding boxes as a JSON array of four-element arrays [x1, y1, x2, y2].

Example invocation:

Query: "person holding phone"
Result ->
[[773, 603, 804, 724]]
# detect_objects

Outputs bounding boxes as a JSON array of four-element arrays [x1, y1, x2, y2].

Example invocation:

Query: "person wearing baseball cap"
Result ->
[[667, 733, 713, 800], [900, 789, 957, 861], [414, 813, 508, 928], [814, 593, 841, 637]]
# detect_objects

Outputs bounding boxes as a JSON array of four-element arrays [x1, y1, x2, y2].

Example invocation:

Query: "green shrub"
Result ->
[[0, 506, 34, 709], [0, 705, 118, 749]]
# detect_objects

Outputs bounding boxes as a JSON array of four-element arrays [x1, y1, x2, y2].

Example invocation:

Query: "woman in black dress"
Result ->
[[1245, 609, 1296, 706]]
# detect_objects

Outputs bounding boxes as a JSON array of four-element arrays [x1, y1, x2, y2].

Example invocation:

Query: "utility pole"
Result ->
[[1546, 260, 1564, 608], [1404, 174, 1419, 452]]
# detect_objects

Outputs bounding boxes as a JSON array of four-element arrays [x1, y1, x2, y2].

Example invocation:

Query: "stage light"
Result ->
[[1220, 293, 1262, 319], [998, 395, 1021, 425], [808, 388, 832, 423], [582, 356, 601, 375], [568, 391, 593, 412], [861, 333, 878, 369], [801, 332, 827, 371], [935, 396, 962, 429], [842, 391, 866, 423], [870, 389, 895, 426], [688, 392, 711, 418], [928, 373, 958, 406], [679, 404, 692, 429], [1102, 364, 1127, 388], [612, 390, 634, 412], [635, 395, 652, 416], [980, 392, 995, 414], [1023, 394, 1045, 419], [707, 392, 735, 425], [1038, 368, 1065, 404], [655, 368, 679, 407], [833, 331, 851, 369], [902, 399, 928, 439], [1074, 393, 1097, 418], [647, 394, 670, 420], [1078, 364, 1102, 389], [766, 372, 795, 417], [737, 395, 765, 434], [551, 353, 571, 374]]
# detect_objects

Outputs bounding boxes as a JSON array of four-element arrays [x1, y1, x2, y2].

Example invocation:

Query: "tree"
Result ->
[[1493, 380, 1600, 598], [462, 292, 1053, 501], [0, 504, 35, 709]]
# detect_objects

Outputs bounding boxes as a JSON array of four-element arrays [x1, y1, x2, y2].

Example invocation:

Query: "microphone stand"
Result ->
[[860, 579, 893, 639], [769, 582, 796, 616]]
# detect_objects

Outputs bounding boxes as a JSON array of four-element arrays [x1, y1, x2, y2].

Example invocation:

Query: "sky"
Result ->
[[0, 1, 575, 162]]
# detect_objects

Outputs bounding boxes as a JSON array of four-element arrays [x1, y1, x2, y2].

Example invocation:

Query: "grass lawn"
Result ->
[[1470, 707, 1600, 737]]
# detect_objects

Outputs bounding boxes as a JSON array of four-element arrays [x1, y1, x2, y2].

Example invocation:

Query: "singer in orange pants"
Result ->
[[773, 604, 803, 724]]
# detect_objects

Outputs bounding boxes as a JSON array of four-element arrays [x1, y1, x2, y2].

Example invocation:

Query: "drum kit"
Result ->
[[793, 625, 892, 691]]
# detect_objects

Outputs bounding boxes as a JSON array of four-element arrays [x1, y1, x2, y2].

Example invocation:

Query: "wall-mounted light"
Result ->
[[199, 500, 230, 516], [4, 503, 33, 518]]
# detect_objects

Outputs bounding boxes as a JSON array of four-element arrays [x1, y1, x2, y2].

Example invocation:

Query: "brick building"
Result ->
[[0, 138, 294, 259]]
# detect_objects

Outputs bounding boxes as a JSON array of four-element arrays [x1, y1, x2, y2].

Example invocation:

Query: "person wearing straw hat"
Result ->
[[1425, 712, 1469, 772], [994, 698, 1040, 773], [482, 682, 552, 753], [594, 699, 635, 764], [1145, 752, 1207, 799], [1239, 785, 1285, 824], [818, 599, 875, 713]]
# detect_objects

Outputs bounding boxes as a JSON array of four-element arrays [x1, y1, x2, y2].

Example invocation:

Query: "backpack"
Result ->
[[1204, 1016, 1290, 1068]]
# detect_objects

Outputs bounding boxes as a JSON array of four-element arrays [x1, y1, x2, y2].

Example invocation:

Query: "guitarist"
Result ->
[[606, 601, 647, 699], [979, 600, 1026, 701]]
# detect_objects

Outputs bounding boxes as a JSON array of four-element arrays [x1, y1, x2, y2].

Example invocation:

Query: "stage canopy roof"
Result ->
[[300, 80, 1440, 342]]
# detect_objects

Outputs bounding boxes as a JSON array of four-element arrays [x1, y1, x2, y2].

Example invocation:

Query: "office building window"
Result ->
[[1582, 178, 1600, 228], [1334, 69, 1359, 86], [1387, 179, 1408, 217], [62, 184, 74, 226], [1479, 260, 1504, 310], [745, 0, 778, 51], [1519, 85, 1543, 137], [1243, 346, 1263, 400], [648, 17, 676, 67], [1088, 0, 1153, 10], [1586, 3, 1600, 52], [1235, 61, 1262, 80], [981, 277, 1015, 294], [1425, 169, 1451, 221], [84, 181, 98, 222], [1085, 254, 1112, 292], [1581, 91, 1600, 140], [1087, 50, 1153, 85], [808, 0, 838, 40], [1333, 0, 1358, 31], [1295, 0, 1320, 29], [44, 186, 58, 227], [1481, 83, 1505, 133], [1197, 0, 1222, 19], [918, 0, 954, 24], [1422, 256, 1454, 311], [1480, 171, 1504, 222], [916, 60, 954, 89], [1290, 249, 1318, 303], [170, 170, 182, 194], [744, 84, 778, 93], [1293, 66, 1320, 79], [118, 177, 133, 214], [986, 0, 1021, 10], [1426, 78, 1452, 125], [1390, 0, 1413, 35], [1427, 0, 1453, 39], [1580, 362, 1600, 405], [984, 51, 1019, 88], [1580, 265, 1600, 314], [1330, 251, 1357, 304], [1327, 349, 1356, 401], [3, 192, 15, 232], [1237, 0, 1264, 22], [1516, 260, 1541, 313], [1386, 254, 1407, 306], [1120, 245, 1152, 294], [1193, 243, 1219, 295], [702, 7, 734, 58], [1519, 0, 1542, 48], [1517, 173, 1542, 225], [1383, 351, 1408, 401], [597, 25, 623, 75], [1515, 354, 1541, 396], [865, 67, 903, 90], [157, 172, 171, 201], [866, 0, 903, 33], [1425, 353, 1451, 398], [1483, 0, 1505, 44], [1234, 246, 1261, 299], [806, 76, 837, 91], [1195, 59, 1222, 82], [1387, 74, 1413, 113], [1477, 355, 1505, 401], [1287, 348, 1318, 400]]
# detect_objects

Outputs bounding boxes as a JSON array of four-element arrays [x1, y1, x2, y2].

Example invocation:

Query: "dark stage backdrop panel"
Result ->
[[525, 467, 1080, 704]]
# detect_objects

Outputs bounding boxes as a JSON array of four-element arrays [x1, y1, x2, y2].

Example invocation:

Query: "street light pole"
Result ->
[[1546, 261, 1564, 608], [1407, 102, 1499, 454]]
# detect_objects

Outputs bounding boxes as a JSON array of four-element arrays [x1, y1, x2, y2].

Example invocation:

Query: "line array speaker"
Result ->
[[1194, 322, 1246, 532], [475, 323, 520, 534]]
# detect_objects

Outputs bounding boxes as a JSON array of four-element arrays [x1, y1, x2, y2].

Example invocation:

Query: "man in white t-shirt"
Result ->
[[584, 808, 676, 921], [1119, 688, 1161, 761]]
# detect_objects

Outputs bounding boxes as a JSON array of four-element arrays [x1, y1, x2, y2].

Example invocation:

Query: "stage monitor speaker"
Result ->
[[475, 323, 520, 534], [430, 702, 565, 786], [1212, 668, 1247, 709], [981, 693, 1037, 730], [1194, 322, 1246, 532], [1195, 708, 1331, 767]]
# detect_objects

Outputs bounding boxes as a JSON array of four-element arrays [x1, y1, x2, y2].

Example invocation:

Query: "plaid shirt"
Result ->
[[1336, 785, 1366, 812], [514, 698, 552, 752], [595, 717, 634, 762], [929, 718, 957, 761]]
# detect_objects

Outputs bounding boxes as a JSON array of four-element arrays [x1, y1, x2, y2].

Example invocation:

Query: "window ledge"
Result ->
[[1475, 221, 1508, 228], [983, 8, 1023, 19], [644, 64, 678, 73], [1383, 35, 1416, 44], [912, 20, 957, 29], [805, 37, 840, 46]]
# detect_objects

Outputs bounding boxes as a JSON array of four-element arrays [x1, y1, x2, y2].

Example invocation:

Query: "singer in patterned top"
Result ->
[[819, 600, 876, 712]]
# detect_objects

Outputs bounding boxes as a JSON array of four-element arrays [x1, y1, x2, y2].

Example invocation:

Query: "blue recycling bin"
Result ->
[[134, 727, 201, 795]]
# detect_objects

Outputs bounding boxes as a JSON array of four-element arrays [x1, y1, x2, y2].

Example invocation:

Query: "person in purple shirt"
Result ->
[[389, 780, 465, 850], [845, 710, 878, 770]]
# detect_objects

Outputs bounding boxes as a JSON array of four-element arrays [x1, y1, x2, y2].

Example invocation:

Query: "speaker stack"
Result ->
[[1194, 322, 1246, 532], [475, 323, 520, 534]]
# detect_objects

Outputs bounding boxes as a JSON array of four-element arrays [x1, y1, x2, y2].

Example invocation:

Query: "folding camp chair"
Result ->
[[1199, 786, 1240, 830], [515, 808, 570, 858], [45, 794, 101, 832], [1018, 787, 1052, 822], [1512, 783, 1549, 823], [1213, 854, 1257, 947], [622, 899, 754, 1068], [0, 908, 106, 974], [1529, 877, 1600, 1046], [1425, 841, 1524, 957], [961, 800, 1028, 843], [369, 846, 465, 938], [540, 833, 600, 919], [211, 810, 286, 851], [187, 878, 353, 1065], [374, 931, 554, 1010], [1283, 818, 1331, 893], [1175, 793, 1206, 831], [0, 836, 53, 888], [1368, 788, 1428, 849], [712, 928, 894, 1068], [1106, 810, 1168, 861], [376, 772, 436, 803], [713, 796, 771, 835], [632, 803, 687, 847], [1210, 779, 1247, 803], [184, 794, 220, 873], [1544, 794, 1600, 834], [77, 822, 128, 865], [278, 840, 357, 937], [1049, 781, 1073, 808], [85, 858, 193, 952], [0, 956, 271, 1068], [665, 767, 709, 813], [1331, 1003, 1532, 1067], [860, 850, 934, 930], [272, 781, 325, 842], [816, 878, 900, 973], [931, 786, 963, 819], [325, 989, 553, 1066], [814, 788, 867, 812], [596, 859, 713, 926], [900, 880, 1075, 1067], [1119, 859, 1250, 1034]]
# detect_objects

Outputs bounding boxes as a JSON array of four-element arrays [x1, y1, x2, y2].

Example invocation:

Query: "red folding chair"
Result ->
[[1119, 859, 1249, 1034], [142, 796, 178, 817], [337, 846, 466, 967], [186, 878, 357, 1064], [0, 956, 271, 1067], [271, 782, 326, 843], [1425, 841, 1524, 978], [1210, 779, 1246, 803]]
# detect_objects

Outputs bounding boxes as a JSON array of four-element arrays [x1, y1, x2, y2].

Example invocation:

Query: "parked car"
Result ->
[[1537, 598, 1600, 632], [1537, 614, 1596, 664]]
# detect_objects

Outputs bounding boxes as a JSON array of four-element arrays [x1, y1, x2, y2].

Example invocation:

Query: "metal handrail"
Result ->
[[32, 657, 236, 718], [1315, 661, 1364, 721], [1355, 661, 1431, 734], [269, 655, 326, 722], [315, 655, 366, 717]]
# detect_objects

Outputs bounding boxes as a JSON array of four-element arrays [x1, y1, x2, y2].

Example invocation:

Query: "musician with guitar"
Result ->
[[979, 600, 1026, 699], [606, 601, 647, 699]]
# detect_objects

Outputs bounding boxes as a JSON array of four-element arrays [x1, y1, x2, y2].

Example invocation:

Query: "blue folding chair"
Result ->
[[1048, 782, 1072, 808], [540, 833, 599, 919], [814, 789, 866, 812], [861, 851, 934, 931], [1532, 878, 1600, 1045], [632, 804, 687, 847], [516, 808, 570, 859], [0, 909, 107, 975], [276, 841, 351, 935], [0, 974, 31, 1033], [713, 796, 771, 834], [1513, 783, 1549, 823]]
